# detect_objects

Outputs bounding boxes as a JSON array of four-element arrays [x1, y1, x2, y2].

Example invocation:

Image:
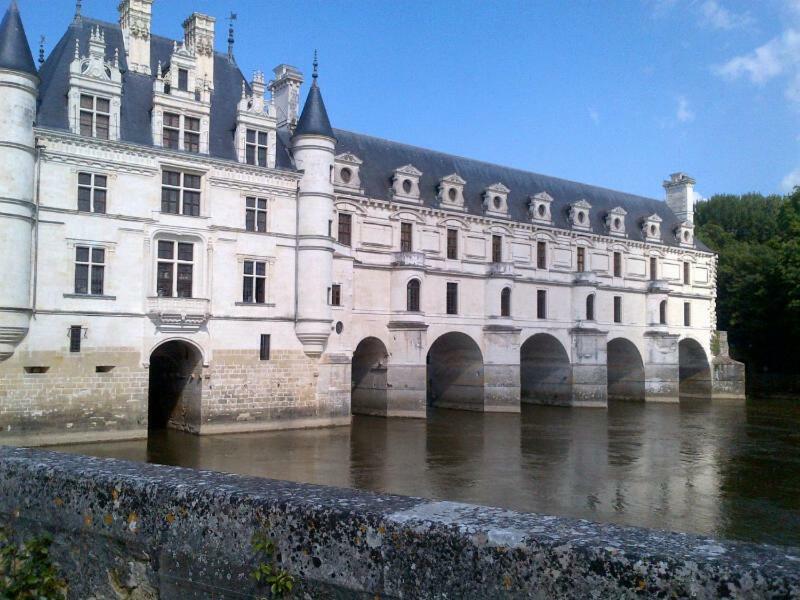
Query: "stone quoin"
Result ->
[[0, 0, 744, 446]]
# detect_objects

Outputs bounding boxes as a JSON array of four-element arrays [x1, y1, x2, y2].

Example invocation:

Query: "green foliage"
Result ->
[[0, 528, 67, 599], [695, 189, 800, 373], [251, 531, 295, 598], [710, 332, 721, 357]]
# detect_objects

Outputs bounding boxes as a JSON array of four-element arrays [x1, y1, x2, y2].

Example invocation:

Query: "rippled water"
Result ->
[[52, 398, 800, 547]]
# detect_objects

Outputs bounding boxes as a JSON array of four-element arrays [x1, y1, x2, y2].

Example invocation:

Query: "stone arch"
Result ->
[[426, 332, 484, 412], [679, 337, 712, 398], [148, 339, 203, 432], [520, 333, 572, 405], [351, 337, 390, 416], [607, 337, 645, 401]]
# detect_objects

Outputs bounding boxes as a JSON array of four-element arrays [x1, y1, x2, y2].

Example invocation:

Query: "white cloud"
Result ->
[[676, 96, 695, 122], [781, 166, 800, 191], [700, 0, 753, 30], [717, 28, 800, 85], [588, 108, 600, 124], [693, 190, 707, 204]]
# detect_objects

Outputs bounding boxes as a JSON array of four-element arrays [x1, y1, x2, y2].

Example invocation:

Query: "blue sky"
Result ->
[[15, 0, 800, 200]]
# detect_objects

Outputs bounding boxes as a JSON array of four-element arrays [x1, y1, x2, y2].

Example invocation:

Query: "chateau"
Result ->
[[0, 1, 744, 446]]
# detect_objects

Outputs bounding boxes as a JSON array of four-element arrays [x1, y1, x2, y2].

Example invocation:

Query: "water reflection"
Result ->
[[51, 398, 800, 546]]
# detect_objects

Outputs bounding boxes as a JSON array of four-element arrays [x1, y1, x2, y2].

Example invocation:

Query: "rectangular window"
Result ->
[[161, 170, 201, 216], [492, 235, 502, 263], [613, 252, 622, 277], [245, 197, 267, 232], [446, 229, 458, 259], [400, 222, 413, 252], [330, 284, 342, 307], [536, 241, 547, 269], [577, 247, 586, 273], [245, 129, 269, 167], [69, 325, 82, 353], [446, 282, 458, 315], [242, 260, 267, 304], [684, 302, 691, 326], [184, 117, 200, 153], [163, 112, 180, 150], [77, 172, 107, 214], [74, 246, 105, 296], [259, 334, 270, 361], [683, 261, 691, 284], [338, 213, 352, 246], [537, 289, 547, 319], [156, 240, 193, 298], [79, 94, 110, 140], [178, 68, 189, 92], [650, 257, 658, 281], [614, 296, 622, 323]]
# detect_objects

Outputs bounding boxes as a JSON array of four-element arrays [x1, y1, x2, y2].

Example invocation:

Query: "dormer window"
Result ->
[[605, 206, 627, 237], [334, 153, 363, 190], [529, 191, 553, 224], [79, 95, 110, 139], [483, 183, 509, 216], [569, 199, 592, 230], [161, 112, 201, 153], [675, 221, 694, 247], [178, 68, 189, 92], [642, 214, 663, 242], [246, 129, 269, 167], [163, 113, 180, 149], [392, 164, 422, 202], [438, 174, 466, 210]]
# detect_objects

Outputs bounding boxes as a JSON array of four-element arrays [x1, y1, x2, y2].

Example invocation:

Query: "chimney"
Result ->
[[269, 64, 303, 130], [118, 0, 153, 75], [663, 172, 696, 224], [183, 13, 215, 88]]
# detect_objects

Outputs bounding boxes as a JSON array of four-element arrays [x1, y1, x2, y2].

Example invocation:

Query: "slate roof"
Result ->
[[0, 1, 36, 76], [29, 10, 704, 251]]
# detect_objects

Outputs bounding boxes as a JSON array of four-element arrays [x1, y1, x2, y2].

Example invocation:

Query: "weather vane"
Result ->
[[227, 12, 237, 62]]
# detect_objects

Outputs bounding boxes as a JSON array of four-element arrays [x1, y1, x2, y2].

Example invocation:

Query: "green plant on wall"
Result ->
[[0, 528, 67, 599], [710, 331, 721, 357], [251, 530, 295, 598]]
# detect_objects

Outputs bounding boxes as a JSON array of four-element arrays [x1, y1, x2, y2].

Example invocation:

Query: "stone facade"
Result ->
[[0, 1, 744, 446]]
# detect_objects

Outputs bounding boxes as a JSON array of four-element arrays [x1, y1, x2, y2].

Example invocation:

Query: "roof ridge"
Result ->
[[333, 128, 661, 204]]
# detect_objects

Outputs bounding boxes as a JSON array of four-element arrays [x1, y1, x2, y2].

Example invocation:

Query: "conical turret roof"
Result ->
[[0, 1, 36, 76], [293, 57, 335, 140]]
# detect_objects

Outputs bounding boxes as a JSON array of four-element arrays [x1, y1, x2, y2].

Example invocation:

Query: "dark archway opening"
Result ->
[[520, 333, 572, 405], [148, 340, 203, 432], [607, 338, 645, 401], [679, 338, 712, 398], [426, 332, 484, 412], [351, 337, 389, 416]]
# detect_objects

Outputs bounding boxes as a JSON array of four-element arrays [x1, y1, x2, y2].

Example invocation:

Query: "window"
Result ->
[[407, 279, 420, 311], [586, 294, 595, 321], [684, 302, 691, 326], [492, 235, 502, 263], [446, 282, 458, 315], [79, 94, 110, 139], [156, 240, 193, 298], [576, 247, 586, 273], [338, 213, 352, 246], [77, 173, 107, 214], [659, 300, 667, 325], [683, 261, 691, 285], [613, 296, 622, 323], [246, 197, 267, 232], [537, 290, 547, 319], [243, 260, 267, 304], [161, 170, 201, 216], [259, 334, 270, 361], [330, 284, 342, 307], [74, 246, 105, 295], [400, 222, 413, 252], [537, 241, 547, 269], [501, 287, 511, 317], [246, 129, 269, 167], [69, 325, 82, 353], [613, 252, 622, 277], [163, 112, 180, 149], [178, 68, 189, 92], [184, 117, 200, 153], [650, 256, 658, 281], [446, 229, 458, 259]]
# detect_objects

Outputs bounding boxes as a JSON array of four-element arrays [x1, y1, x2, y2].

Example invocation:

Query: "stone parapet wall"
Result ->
[[0, 447, 797, 599]]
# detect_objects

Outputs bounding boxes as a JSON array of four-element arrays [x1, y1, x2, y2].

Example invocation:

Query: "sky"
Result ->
[[14, 0, 800, 201]]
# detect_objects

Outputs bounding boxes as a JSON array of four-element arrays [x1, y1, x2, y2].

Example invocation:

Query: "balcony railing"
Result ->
[[488, 262, 514, 277], [648, 279, 672, 294], [573, 271, 598, 286], [391, 251, 425, 268], [146, 296, 210, 332]]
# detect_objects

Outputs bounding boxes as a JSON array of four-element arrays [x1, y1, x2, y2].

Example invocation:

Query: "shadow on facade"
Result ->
[[679, 338, 712, 398], [351, 337, 389, 416], [607, 338, 645, 401], [427, 332, 484, 411], [520, 333, 572, 405], [148, 340, 202, 433]]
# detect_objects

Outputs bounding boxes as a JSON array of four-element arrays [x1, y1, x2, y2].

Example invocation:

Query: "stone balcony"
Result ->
[[147, 296, 210, 332], [573, 271, 599, 286], [648, 279, 672, 294], [488, 262, 514, 277], [391, 251, 426, 268]]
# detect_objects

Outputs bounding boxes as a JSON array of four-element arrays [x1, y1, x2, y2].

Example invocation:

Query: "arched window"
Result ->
[[659, 299, 667, 325], [501, 287, 511, 317], [586, 294, 595, 321], [407, 279, 420, 312]]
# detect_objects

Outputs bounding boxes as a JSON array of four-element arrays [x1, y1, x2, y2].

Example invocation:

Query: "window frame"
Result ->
[[446, 282, 458, 315], [586, 293, 595, 321], [259, 334, 271, 361], [400, 222, 413, 252], [650, 256, 658, 281], [536, 289, 547, 319], [245, 197, 268, 232], [69, 325, 82, 353], [79, 93, 110, 140], [162, 111, 203, 153], [330, 283, 342, 307], [446, 228, 458, 260], [407, 278, 421, 312], [613, 296, 622, 324], [242, 260, 267, 304], [156, 240, 194, 298], [613, 251, 622, 277], [500, 287, 511, 317], [74, 245, 105, 296], [684, 302, 691, 327], [338, 213, 352, 247], [492, 235, 502, 263], [245, 128, 270, 167], [659, 300, 667, 325], [161, 170, 202, 217], [77, 172, 107, 214], [683, 261, 691, 285], [576, 246, 586, 273], [536, 241, 547, 270]]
